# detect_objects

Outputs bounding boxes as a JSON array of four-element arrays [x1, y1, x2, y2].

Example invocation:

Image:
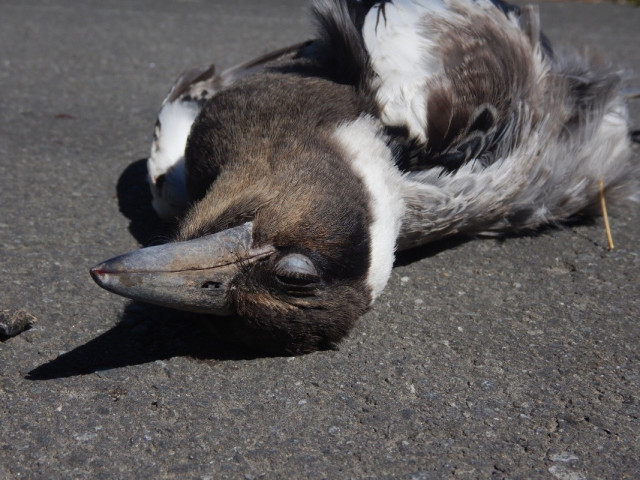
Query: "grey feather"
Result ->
[[398, 50, 636, 249]]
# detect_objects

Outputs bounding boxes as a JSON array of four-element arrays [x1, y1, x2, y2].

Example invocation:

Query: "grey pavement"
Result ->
[[1, 1, 639, 478]]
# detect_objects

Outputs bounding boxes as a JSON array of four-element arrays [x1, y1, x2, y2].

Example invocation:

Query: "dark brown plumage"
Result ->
[[175, 75, 374, 353]]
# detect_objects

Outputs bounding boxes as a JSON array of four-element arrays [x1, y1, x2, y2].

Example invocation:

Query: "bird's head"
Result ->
[[91, 75, 404, 354]]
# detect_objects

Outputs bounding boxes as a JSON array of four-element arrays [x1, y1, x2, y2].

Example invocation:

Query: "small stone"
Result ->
[[74, 432, 97, 442], [0, 309, 37, 337], [548, 465, 585, 480], [550, 453, 580, 463]]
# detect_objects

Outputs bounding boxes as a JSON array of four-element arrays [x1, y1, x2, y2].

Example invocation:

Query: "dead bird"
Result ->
[[91, 0, 638, 354]]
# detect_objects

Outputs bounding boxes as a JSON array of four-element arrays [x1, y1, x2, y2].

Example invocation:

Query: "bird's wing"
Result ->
[[312, 0, 565, 174], [314, 0, 637, 249], [357, 0, 554, 170], [147, 43, 310, 220]]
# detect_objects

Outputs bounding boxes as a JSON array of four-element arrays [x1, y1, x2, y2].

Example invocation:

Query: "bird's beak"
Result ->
[[89, 222, 273, 315]]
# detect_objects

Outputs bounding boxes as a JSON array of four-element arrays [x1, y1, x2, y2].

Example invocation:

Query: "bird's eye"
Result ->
[[274, 253, 321, 287]]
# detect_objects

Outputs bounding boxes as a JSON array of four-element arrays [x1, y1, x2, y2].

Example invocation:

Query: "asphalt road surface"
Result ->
[[1, 1, 639, 478]]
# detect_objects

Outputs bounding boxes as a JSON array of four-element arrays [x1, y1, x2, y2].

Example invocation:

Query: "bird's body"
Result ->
[[92, 0, 637, 354]]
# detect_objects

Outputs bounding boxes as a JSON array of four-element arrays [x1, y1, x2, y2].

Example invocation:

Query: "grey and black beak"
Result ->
[[90, 222, 274, 315]]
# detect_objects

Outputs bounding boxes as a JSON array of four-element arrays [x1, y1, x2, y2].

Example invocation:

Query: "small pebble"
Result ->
[[0, 309, 37, 337]]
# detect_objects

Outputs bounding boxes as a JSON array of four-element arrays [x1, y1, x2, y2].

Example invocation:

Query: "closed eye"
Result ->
[[273, 253, 321, 289]]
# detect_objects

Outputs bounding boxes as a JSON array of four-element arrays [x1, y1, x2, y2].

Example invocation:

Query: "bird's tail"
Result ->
[[397, 50, 638, 250]]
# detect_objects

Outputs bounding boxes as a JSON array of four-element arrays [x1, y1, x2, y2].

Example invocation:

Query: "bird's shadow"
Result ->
[[394, 236, 471, 266], [27, 302, 264, 380], [27, 159, 262, 381], [115, 158, 175, 247]]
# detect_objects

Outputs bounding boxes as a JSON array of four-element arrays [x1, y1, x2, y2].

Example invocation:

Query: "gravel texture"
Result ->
[[0, 1, 639, 478]]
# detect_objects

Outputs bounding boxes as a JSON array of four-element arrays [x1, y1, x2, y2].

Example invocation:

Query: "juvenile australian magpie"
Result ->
[[91, 0, 638, 354]]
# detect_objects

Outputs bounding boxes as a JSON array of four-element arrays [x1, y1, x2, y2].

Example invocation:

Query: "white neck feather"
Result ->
[[333, 116, 406, 302]]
